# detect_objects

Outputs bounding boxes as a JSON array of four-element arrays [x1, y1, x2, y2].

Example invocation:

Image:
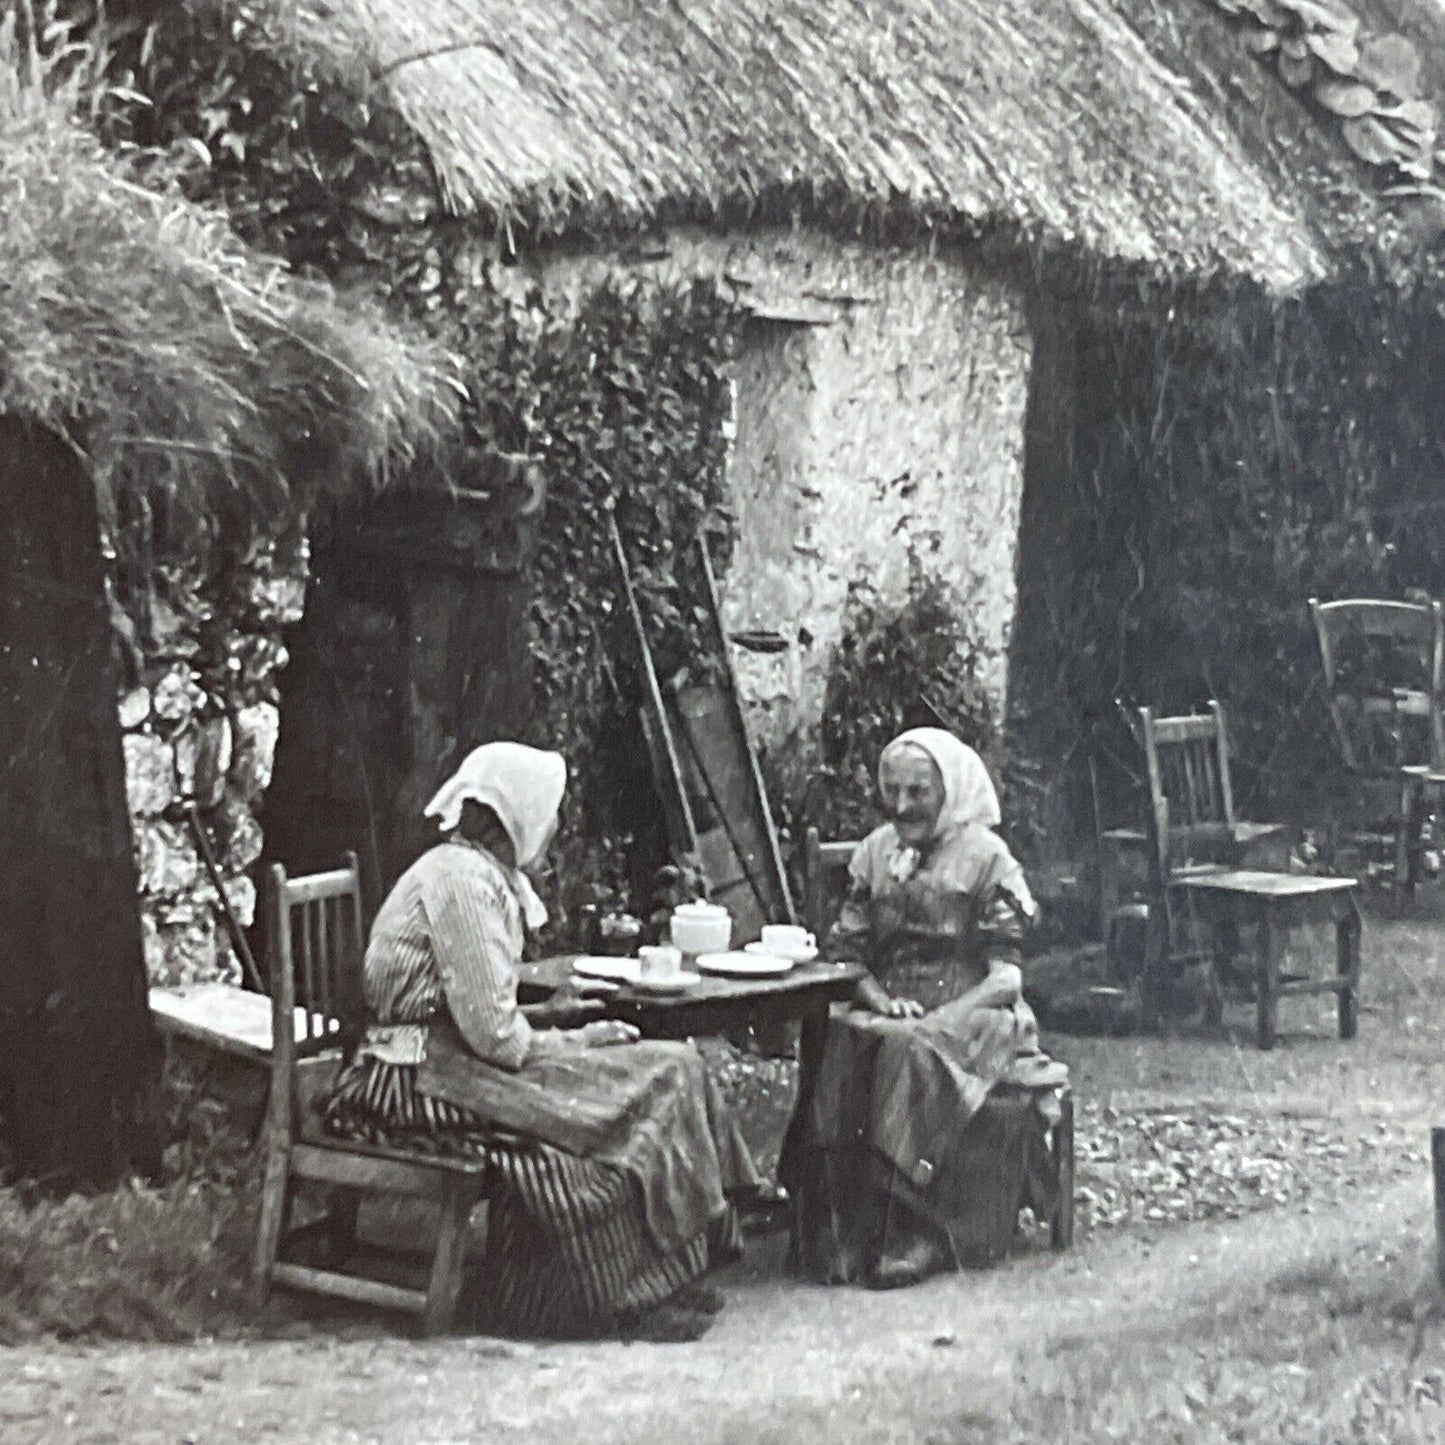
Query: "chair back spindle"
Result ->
[[263, 853, 365, 1143], [1309, 597, 1445, 775]]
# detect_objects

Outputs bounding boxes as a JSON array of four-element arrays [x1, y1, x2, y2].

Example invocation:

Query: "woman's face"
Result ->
[[880, 746, 946, 847], [524, 810, 561, 878]]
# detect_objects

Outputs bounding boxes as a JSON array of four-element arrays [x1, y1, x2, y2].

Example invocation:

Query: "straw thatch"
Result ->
[[0, 27, 458, 536], [219, 0, 1336, 291], [1122, 0, 1445, 275]]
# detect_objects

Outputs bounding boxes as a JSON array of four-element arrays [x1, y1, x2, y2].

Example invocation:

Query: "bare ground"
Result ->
[[9, 898, 1445, 1445]]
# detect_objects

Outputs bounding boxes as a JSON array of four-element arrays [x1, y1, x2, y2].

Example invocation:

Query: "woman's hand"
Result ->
[[523, 977, 616, 1028], [855, 974, 923, 1020], [538, 995, 607, 1027], [883, 997, 925, 1020], [578, 1019, 641, 1048]]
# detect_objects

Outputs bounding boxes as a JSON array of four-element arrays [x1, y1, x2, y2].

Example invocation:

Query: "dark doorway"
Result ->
[[0, 419, 161, 1189]]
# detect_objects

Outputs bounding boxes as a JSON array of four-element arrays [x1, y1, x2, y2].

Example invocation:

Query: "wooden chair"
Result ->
[[1135, 701, 1288, 870], [250, 854, 491, 1335], [801, 827, 1075, 1250], [1309, 597, 1445, 896], [1134, 703, 1364, 1046], [1133, 701, 1288, 1022]]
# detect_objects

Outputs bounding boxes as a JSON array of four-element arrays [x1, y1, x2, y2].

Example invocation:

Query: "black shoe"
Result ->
[[668, 1280, 726, 1315], [616, 1301, 715, 1343]]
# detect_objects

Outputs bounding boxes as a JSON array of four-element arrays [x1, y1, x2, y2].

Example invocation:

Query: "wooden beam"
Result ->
[[289, 1144, 462, 1199], [1434, 1126, 1445, 1294], [271, 1262, 426, 1315], [609, 511, 699, 852], [696, 536, 795, 922]]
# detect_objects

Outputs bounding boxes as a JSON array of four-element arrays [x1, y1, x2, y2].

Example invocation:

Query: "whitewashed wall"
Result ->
[[518, 226, 1033, 766]]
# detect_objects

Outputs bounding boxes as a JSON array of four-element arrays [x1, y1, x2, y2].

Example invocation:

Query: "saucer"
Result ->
[[630, 971, 701, 994], [698, 951, 793, 978], [744, 940, 818, 965], [573, 956, 640, 984]]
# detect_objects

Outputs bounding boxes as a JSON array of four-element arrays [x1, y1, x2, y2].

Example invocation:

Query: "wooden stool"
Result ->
[[1173, 871, 1362, 1050]]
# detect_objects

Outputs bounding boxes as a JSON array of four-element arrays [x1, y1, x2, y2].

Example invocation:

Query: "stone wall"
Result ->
[[716, 242, 1033, 759], [521, 228, 1034, 767], [118, 534, 307, 986]]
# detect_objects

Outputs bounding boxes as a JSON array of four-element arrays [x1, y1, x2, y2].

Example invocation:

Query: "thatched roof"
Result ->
[[1120, 0, 1445, 281], [224, 0, 1338, 290], [0, 31, 458, 538]]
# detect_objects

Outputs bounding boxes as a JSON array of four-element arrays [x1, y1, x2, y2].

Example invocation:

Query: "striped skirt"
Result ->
[[325, 1057, 742, 1338]]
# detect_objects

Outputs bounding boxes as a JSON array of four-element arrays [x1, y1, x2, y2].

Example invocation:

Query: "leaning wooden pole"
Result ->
[[695, 534, 796, 922], [1433, 1126, 1445, 1293], [607, 509, 700, 853]]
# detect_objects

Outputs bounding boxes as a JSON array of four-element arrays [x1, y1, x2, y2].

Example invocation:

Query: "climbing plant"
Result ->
[[1007, 275, 1445, 871], [453, 274, 736, 929], [55, 1, 741, 928], [760, 555, 995, 854]]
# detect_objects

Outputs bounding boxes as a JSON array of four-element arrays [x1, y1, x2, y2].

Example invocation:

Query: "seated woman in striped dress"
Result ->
[[325, 741, 757, 1342], [782, 728, 1068, 1289]]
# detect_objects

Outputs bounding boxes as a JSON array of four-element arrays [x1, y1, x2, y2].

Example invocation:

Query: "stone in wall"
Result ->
[[123, 733, 174, 818], [119, 538, 303, 990], [146, 900, 229, 989], [223, 874, 257, 930], [118, 685, 151, 730], [178, 715, 233, 810], [231, 703, 280, 801], [136, 818, 203, 898], [151, 663, 205, 726], [215, 795, 265, 874]]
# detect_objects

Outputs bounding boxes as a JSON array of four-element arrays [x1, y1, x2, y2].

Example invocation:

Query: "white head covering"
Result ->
[[878, 727, 1001, 837], [424, 742, 567, 870]]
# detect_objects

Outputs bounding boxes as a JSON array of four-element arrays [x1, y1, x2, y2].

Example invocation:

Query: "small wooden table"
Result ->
[[1173, 872, 1362, 1050], [518, 957, 867, 1167]]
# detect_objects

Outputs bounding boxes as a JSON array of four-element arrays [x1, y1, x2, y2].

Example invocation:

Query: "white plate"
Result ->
[[630, 971, 703, 995], [697, 951, 794, 978], [573, 956, 641, 984], [745, 941, 818, 965]]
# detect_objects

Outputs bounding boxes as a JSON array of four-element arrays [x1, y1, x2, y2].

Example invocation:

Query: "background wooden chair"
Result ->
[[250, 854, 492, 1336], [1132, 701, 1289, 1023], [1133, 702, 1363, 1046], [801, 826, 1075, 1250], [1309, 597, 1445, 897], [1135, 701, 1288, 871]]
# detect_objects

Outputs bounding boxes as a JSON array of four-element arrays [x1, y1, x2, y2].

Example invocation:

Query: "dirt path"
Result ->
[[10, 908, 1445, 1444], [7, 1149, 1438, 1444]]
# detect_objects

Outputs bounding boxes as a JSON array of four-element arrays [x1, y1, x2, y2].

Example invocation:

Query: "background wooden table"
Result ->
[[1174, 872, 1361, 1050]]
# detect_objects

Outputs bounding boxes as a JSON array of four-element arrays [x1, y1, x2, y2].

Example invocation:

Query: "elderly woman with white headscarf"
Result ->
[[781, 728, 1068, 1290], [324, 742, 753, 1342]]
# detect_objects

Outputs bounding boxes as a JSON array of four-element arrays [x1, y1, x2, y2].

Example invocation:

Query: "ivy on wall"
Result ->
[[452, 275, 736, 929], [762, 555, 995, 856], [1009, 277, 1445, 872]]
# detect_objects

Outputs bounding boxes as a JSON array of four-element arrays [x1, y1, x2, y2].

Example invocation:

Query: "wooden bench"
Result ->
[[149, 981, 338, 1066]]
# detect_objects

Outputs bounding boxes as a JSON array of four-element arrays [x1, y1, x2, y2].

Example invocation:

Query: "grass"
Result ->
[[999, 1228, 1445, 1445], [0, 1046, 260, 1344]]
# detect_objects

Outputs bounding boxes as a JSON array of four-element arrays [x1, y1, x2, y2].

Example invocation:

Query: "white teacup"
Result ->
[[761, 924, 816, 958], [638, 945, 683, 981]]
